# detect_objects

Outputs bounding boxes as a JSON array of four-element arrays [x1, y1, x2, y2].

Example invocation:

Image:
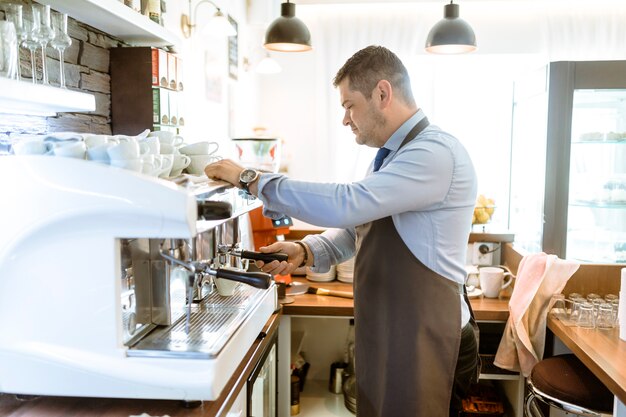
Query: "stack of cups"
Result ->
[[617, 268, 626, 341]]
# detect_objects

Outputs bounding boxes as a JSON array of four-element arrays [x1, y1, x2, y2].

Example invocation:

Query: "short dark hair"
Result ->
[[333, 45, 416, 107]]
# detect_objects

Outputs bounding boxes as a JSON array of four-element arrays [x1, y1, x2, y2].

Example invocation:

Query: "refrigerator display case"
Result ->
[[509, 61, 626, 264]]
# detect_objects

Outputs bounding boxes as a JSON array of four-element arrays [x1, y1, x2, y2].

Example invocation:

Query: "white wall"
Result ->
[[254, 0, 626, 230], [161, 0, 263, 159]]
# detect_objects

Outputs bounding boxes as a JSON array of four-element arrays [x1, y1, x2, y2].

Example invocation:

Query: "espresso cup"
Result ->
[[140, 154, 161, 176], [83, 134, 110, 148], [215, 277, 238, 296], [52, 141, 87, 159], [140, 136, 161, 155], [479, 266, 513, 298], [178, 141, 219, 156], [107, 140, 140, 160], [86, 142, 114, 163], [148, 130, 184, 146], [109, 158, 142, 172], [159, 143, 177, 155], [157, 153, 174, 178], [187, 154, 221, 175], [12, 138, 50, 155]]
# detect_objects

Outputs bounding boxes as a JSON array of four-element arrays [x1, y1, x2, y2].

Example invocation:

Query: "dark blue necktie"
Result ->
[[373, 147, 390, 172]]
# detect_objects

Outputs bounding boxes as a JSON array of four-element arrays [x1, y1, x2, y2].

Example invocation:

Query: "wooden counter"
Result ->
[[282, 277, 511, 322], [0, 312, 281, 417], [548, 315, 626, 404]]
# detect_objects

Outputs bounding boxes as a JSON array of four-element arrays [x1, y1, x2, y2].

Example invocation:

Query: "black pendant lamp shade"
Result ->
[[264, 1, 312, 52], [425, 1, 477, 54]]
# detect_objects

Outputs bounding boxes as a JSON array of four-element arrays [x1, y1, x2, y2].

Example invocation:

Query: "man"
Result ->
[[205, 45, 478, 417]]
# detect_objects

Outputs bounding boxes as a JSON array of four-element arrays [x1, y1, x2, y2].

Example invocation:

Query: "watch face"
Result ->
[[240, 169, 257, 183]]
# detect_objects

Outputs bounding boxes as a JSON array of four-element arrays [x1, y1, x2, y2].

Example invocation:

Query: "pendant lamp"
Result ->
[[264, 1, 312, 52], [425, 1, 476, 54]]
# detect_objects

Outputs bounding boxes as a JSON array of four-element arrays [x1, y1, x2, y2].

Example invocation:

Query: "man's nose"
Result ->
[[342, 112, 350, 126]]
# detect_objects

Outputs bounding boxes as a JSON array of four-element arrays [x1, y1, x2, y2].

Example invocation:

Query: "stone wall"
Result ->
[[0, 0, 123, 135]]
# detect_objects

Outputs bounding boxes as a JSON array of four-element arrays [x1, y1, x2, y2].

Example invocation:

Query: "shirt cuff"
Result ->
[[301, 234, 332, 273]]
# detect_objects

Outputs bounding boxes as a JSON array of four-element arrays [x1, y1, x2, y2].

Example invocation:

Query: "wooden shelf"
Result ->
[[0, 78, 95, 116], [41, 0, 181, 47]]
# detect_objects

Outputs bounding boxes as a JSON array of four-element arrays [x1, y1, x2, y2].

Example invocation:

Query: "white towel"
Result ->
[[494, 253, 579, 377]]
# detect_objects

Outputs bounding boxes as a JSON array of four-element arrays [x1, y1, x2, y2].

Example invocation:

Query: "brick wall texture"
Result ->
[[0, 1, 123, 135]]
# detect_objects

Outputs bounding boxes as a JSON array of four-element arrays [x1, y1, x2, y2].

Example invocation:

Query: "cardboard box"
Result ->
[[169, 92, 178, 126], [152, 87, 160, 124], [176, 56, 183, 91], [160, 88, 169, 125], [167, 53, 177, 90], [157, 49, 168, 88]]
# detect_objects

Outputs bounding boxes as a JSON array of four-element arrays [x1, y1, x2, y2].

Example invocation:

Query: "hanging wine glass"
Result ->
[[32, 4, 54, 86], [5, 4, 25, 81], [21, 10, 41, 84], [50, 12, 71, 88]]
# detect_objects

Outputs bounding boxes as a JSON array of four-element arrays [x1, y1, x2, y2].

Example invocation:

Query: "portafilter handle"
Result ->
[[207, 267, 272, 290], [160, 251, 272, 289], [218, 245, 289, 263]]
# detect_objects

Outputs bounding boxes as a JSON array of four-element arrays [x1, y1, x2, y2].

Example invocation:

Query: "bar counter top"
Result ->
[[283, 277, 511, 322], [548, 315, 626, 404]]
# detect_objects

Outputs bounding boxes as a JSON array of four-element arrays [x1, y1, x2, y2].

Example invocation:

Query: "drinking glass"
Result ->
[[50, 12, 71, 88], [596, 303, 614, 330], [551, 294, 567, 320], [576, 302, 596, 329], [0, 21, 18, 80], [4, 4, 25, 81], [32, 4, 54, 85]]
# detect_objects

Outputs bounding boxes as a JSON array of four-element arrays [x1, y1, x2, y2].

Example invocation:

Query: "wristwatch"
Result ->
[[239, 168, 260, 193]]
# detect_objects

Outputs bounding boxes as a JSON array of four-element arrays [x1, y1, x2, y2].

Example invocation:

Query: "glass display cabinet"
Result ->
[[509, 61, 626, 264]]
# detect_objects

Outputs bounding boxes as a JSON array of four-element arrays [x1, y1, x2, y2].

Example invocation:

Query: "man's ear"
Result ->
[[375, 80, 393, 109]]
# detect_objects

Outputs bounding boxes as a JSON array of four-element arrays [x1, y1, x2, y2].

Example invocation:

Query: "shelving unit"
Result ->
[[283, 314, 525, 417], [41, 0, 181, 47], [0, 78, 95, 116]]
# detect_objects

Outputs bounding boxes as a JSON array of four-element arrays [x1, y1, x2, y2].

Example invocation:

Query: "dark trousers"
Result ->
[[449, 322, 479, 417]]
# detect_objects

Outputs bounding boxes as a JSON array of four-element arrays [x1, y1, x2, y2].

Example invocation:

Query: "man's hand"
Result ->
[[204, 159, 245, 187], [255, 241, 307, 276]]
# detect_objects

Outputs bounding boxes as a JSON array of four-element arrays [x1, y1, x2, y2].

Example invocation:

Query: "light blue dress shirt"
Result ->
[[257, 110, 478, 326]]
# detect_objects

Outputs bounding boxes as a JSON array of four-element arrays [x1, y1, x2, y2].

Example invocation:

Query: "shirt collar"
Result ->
[[382, 109, 426, 152]]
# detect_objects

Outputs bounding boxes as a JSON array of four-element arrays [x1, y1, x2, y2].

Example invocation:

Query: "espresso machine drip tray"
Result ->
[[128, 284, 269, 359]]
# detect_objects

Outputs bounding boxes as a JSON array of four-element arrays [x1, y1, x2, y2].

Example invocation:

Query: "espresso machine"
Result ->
[[0, 156, 283, 401]]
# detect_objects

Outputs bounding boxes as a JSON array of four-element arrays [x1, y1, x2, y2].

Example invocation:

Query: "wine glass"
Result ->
[[4, 4, 25, 81], [50, 12, 71, 88], [21, 11, 41, 84], [32, 4, 54, 85]]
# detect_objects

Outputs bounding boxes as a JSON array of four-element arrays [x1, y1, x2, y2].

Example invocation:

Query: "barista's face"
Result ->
[[338, 78, 386, 148]]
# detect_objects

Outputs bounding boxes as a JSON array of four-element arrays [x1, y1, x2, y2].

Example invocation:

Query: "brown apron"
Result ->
[[354, 119, 478, 417]]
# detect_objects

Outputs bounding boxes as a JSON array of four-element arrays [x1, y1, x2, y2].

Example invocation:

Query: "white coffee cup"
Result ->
[[157, 153, 175, 178], [187, 154, 221, 175], [52, 141, 87, 159], [148, 130, 184, 146], [87, 142, 114, 162], [178, 141, 219, 156], [107, 140, 140, 160], [479, 266, 513, 298], [140, 154, 161, 176], [140, 136, 161, 155], [83, 134, 109, 148], [215, 277, 238, 296], [159, 143, 177, 155], [172, 153, 191, 170], [110, 158, 142, 172], [12, 138, 49, 155]]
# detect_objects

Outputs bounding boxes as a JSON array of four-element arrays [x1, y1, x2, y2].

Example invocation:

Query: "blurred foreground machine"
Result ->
[[0, 156, 281, 401]]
